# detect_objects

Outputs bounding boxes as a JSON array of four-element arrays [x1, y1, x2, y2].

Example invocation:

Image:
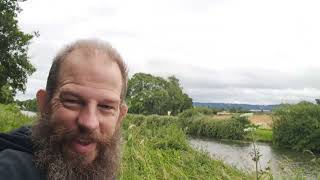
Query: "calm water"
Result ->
[[190, 137, 320, 179], [21, 110, 37, 117]]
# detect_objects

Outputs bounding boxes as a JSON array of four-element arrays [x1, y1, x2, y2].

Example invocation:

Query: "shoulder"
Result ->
[[0, 149, 44, 180]]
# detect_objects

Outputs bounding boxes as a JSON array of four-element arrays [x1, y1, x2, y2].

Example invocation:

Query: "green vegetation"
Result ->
[[251, 128, 272, 142], [120, 114, 249, 179], [0, 104, 34, 132], [273, 102, 320, 153], [126, 73, 192, 115], [192, 107, 218, 115], [0, 0, 37, 104], [0, 104, 250, 179], [16, 98, 38, 112], [179, 109, 250, 140]]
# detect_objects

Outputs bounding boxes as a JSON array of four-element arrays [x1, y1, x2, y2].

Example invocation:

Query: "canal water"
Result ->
[[190, 137, 319, 179]]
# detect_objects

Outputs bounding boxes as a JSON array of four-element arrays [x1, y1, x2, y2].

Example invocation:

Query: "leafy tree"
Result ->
[[0, 0, 37, 104], [126, 73, 193, 115], [15, 98, 37, 112]]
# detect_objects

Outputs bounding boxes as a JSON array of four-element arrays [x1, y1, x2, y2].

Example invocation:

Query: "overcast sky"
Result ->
[[16, 0, 320, 105]]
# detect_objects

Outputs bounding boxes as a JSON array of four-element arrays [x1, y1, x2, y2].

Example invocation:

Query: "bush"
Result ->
[[180, 114, 250, 140], [272, 102, 320, 153], [193, 107, 218, 115], [123, 114, 178, 129], [0, 103, 21, 114]]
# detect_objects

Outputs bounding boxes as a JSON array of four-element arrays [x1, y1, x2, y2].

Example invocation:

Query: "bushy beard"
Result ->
[[31, 113, 121, 180]]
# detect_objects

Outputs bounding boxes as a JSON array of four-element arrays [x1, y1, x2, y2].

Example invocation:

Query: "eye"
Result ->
[[61, 98, 83, 108], [98, 104, 114, 111]]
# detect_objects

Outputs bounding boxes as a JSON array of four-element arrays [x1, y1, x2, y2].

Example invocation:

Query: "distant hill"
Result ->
[[193, 102, 279, 111]]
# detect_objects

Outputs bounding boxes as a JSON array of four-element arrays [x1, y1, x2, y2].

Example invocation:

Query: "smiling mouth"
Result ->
[[71, 138, 97, 154]]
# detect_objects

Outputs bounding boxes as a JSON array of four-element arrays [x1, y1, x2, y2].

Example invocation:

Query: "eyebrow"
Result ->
[[59, 91, 82, 99], [59, 90, 120, 105]]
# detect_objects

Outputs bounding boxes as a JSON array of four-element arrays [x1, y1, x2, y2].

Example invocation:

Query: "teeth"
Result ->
[[78, 139, 91, 144]]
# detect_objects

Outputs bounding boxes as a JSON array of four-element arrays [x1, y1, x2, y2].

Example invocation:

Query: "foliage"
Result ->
[[179, 113, 250, 140], [244, 125, 273, 180], [120, 114, 249, 179], [244, 128, 273, 143], [0, 103, 34, 132], [0, 0, 37, 103], [229, 107, 250, 113], [193, 106, 218, 115], [126, 73, 192, 115], [16, 98, 37, 112], [1, 110, 250, 179], [178, 108, 202, 118], [272, 102, 320, 153]]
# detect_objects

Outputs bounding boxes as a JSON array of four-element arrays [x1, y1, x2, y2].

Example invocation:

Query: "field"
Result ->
[[248, 114, 272, 129], [212, 113, 273, 129]]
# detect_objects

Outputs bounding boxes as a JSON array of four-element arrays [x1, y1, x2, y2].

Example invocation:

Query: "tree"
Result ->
[[15, 98, 37, 112], [0, 0, 37, 104], [126, 73, 193, 115]]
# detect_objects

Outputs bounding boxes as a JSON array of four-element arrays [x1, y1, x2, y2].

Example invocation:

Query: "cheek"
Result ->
[[50, 107, 79, 129], [100, 117, 119, 136]]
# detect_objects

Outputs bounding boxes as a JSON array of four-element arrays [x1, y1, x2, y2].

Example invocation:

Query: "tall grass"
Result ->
[[120, 114, 249, 179], [0, 104, 34, 132], [0, 105, 250, 179]]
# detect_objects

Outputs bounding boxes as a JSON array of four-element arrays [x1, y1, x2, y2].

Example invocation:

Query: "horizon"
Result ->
[[15, 0, 320, 104]]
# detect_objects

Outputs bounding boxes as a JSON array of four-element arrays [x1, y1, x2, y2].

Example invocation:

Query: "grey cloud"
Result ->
[[143, 60, 320, 104]]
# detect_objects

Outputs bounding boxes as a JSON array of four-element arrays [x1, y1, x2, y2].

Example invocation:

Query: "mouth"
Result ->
[[71, 138, 97, 154]]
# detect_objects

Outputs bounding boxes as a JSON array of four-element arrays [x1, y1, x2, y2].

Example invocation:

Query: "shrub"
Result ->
[[178, 108, 202, 118], [180, 114, 250, 140], [272, 102, 320, 153], [193, 107, 218, 115]]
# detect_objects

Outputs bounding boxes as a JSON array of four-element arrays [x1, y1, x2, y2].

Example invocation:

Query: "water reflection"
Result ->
[[190, 137, 319, 179]]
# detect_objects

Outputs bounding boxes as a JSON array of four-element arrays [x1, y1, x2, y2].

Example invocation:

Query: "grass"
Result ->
[[244, 128, 273, 143], [120, 123, 249, 179], [0, 104, 34, 132], [254, 128, 273, 142], [0, 105, 251, 179]]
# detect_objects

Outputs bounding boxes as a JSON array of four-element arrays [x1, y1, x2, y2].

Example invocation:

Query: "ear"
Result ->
[[116, 103, 128, 129], [36, 89, 48, 115]]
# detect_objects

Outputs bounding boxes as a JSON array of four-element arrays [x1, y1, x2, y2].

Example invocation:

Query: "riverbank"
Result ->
[[179, 109, 274, 143], [190, 137, 320, 179], [0, 104, 251, 179]]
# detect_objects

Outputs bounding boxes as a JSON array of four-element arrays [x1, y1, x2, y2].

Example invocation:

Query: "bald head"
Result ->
[[46, 39, 128, 103]]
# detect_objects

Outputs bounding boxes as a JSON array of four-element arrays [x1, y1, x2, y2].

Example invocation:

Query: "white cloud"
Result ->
[[15, 0, 320, 104]]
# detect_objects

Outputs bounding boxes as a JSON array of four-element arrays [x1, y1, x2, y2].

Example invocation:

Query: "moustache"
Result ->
[[48, 125, 111, 147]]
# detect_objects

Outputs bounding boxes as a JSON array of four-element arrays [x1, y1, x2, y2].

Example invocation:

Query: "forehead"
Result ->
[[57, 49, 123, 99]]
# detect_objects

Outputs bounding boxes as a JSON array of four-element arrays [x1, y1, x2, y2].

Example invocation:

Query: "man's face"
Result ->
[[43, 49, 126, 165]]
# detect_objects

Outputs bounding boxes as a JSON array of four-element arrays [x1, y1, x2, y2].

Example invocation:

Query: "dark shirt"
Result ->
[[0, 127, 45, 180]]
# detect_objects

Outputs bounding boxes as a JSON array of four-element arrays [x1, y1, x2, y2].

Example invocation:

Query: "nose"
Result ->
[[77, 104, 99, 132]]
